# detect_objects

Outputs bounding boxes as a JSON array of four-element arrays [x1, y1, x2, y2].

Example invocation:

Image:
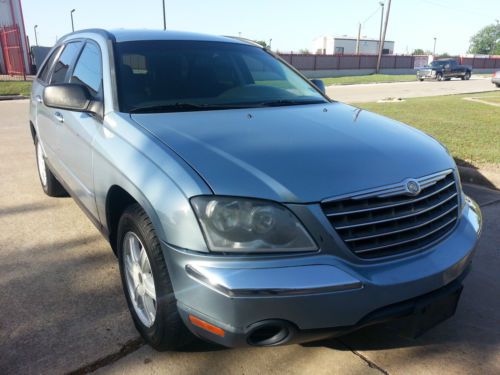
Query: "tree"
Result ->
[[468, 22, 500, 55], [412, 48, 425, 55], [437, 52, 451, 58], [298, 48, 310, 54], [254, 40, 268, 48]]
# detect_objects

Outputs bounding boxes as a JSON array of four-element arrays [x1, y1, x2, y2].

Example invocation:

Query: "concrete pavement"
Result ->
[[0, 100, 499, 375], [327, 77, 498, 103]]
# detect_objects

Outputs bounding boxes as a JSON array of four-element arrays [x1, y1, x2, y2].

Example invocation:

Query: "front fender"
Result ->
[[93, 112, 212, 252]]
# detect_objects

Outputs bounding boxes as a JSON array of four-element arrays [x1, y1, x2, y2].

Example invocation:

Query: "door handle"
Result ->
[[54, 112, 64, 123], [35, 95, 42, 103]]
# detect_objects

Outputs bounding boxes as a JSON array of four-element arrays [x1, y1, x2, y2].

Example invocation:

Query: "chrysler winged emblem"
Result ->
[[405, 179, 421, 196]]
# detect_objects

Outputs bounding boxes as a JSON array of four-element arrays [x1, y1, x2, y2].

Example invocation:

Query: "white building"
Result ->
[[312, 36, 395, 55]]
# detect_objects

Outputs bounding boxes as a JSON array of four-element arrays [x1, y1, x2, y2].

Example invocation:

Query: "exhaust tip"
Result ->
[[246, 320, 293, 346]]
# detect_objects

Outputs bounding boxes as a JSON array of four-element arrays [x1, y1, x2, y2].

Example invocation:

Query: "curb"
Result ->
[[458, 166, 499, 191]]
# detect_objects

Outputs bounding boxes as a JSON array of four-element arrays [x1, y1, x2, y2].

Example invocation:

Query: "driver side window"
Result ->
[[50, 41, 83, 84], [70, 42, 103, 96]]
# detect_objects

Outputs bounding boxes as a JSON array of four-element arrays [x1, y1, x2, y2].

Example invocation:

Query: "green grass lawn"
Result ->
[[0, 81, 32, 96], [356, 91, 500, 166], [321, 74, 416, 86]]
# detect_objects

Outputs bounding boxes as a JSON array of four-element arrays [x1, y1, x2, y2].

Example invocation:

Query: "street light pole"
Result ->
[[269, 38, 272, 50], [433, 37, 437, 56], [70, 9, 76, 32], [378, 2, 384, 52], [355, 22, 361, 54], [34, 25, 38, 46], [162, 0, 166, 30]]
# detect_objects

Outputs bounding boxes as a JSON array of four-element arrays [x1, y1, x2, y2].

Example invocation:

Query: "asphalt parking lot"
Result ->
[[327, 77, 497, 103], [0, 99, 499, 375]]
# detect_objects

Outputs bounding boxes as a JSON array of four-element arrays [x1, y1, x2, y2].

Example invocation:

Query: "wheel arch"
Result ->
[[104, 184, 166, 254], [29, 121, 36, 143]]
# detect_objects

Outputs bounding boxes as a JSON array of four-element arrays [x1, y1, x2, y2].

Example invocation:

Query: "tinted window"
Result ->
[[37, 46, 62, 83], [50, 41, 83, 84], [71, 42, 102, 94], [115, 41, 326, 112]]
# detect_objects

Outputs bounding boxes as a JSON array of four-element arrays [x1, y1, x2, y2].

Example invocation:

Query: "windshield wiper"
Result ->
[[129, 102, 236, 114], [254, 99, 327, 107], [129, 99, 328, 113]]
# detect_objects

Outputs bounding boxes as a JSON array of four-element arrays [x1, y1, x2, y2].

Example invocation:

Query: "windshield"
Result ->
[[114, 40, 328, 113], [430, 61, 447, 67]]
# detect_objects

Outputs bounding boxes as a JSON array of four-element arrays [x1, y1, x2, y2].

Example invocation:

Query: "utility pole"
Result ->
[[269, 38, 272, 49], [70, 9, 76, 32], [355, 22, 361, 54], [162, 0, 166, 30], [433, 37, 437, 56], [376, 0, 391, 73], [378, 2, 384, 52], [34, 25, 38, 46]]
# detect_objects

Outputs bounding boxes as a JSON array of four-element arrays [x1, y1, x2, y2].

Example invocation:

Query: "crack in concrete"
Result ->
[[65, 338, 144, 375], [336, 339, 389, 375]]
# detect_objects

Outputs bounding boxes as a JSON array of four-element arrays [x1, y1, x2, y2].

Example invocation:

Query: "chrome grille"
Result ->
[[322, 170, 459, 259]]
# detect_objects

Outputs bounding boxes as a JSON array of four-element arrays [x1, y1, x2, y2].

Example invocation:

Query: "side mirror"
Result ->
[[43, 83, 92, 112], [310, 79, 326, 94]]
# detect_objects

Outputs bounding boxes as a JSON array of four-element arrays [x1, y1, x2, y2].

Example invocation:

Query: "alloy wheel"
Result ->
[[36, 141, 48, 187], [123, 231, 157, 327]]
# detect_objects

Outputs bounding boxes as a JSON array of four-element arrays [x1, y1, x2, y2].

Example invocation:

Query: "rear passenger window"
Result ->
[[37, 46, 62, 83], [71, 42, 102, 94], [50, 41, 83, 84]]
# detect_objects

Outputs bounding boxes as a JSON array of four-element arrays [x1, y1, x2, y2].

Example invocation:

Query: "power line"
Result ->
[[362, 6, 381, 25]]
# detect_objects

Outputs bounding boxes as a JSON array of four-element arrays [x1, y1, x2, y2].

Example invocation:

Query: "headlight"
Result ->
[[191, 196, 318, 253]]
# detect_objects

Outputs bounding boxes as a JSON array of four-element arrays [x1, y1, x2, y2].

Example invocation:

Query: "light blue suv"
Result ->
[[30, 29, 482, 350]]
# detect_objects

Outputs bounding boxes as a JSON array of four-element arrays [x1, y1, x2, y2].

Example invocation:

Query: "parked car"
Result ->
[[30, 29, 482, 350], [492, 71, 500, 87], [417, 59, 472, 81]]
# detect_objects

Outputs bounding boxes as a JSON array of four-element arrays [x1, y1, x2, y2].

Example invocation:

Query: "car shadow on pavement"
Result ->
[[0, 234, 139, 375], [456, 158, 498, 191], [302, 192, 500, 372]]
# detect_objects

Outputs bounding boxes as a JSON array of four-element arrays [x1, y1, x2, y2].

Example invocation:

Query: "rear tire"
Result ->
[[419, 78, 424, 82], [496, 83, 500, 88], [35, 137, 67, 197], [437, 73, 444, 81], [117, 204, 193, 351]]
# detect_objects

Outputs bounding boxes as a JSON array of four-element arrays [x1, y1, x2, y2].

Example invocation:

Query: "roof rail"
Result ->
[[58, 28, 116, 43]]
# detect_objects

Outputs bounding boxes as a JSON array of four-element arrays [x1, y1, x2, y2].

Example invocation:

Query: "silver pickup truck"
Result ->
[[30, 29, 482, 350]]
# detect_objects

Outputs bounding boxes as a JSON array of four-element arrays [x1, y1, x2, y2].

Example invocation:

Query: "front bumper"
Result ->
[[417, 70, 436, 79], [161, 196, 482, 347]]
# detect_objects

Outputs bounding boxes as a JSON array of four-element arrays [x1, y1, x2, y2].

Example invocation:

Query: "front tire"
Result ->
[[437, 73, 444, 81], [35, 137, 67, 197], [464, 71, 471, 80], [117, 204, 193, 351], [496, 83, 500, 88]]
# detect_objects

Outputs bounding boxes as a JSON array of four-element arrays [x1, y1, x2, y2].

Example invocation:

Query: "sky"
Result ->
[[22, 0, 500, 55]]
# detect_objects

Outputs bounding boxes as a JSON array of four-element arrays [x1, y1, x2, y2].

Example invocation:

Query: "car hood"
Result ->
[[131, 102, 454, 203]]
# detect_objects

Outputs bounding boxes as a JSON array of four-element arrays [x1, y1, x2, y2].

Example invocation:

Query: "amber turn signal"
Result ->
[[189, 315, 225, 337]]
